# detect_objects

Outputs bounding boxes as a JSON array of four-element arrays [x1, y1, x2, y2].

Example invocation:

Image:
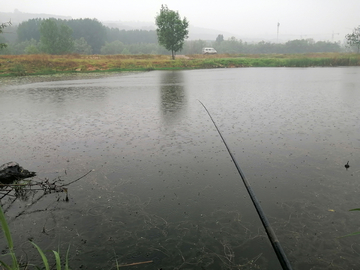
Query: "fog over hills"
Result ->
[[101, 20, 240, 41], [0, 9, 71, 24], [0, 10, 345, 43], [0, 10, 239, 41]]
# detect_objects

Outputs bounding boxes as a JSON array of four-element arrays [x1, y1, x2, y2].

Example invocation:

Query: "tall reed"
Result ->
[[0, 204, 19, 270]]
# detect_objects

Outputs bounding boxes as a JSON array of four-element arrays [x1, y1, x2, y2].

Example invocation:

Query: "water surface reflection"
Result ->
[[159, 71, 187, 125], [0, 68, 360, 270]]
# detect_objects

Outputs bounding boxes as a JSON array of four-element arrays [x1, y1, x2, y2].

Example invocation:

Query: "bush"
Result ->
[[10, 63, 26, 76]]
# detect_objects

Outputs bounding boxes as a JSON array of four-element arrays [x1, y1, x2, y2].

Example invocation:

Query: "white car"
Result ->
[[202, 47, 217, 54]]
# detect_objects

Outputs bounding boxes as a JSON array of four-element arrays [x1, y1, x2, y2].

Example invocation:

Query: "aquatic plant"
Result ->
[[30, 242, 70, 270], [0, 203, 19, 270], [0, 170, 92, 269], [0, 204, 71, 270], [341, 208, 360, 238]]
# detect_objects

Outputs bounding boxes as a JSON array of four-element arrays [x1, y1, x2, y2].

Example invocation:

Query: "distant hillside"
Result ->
[[102, 21, 238, 41], [188, 26, 237, 41], [0, 9, 72, 25], [102, 21, 155, 31], [1, 10, 341, 43], [1, 10, 239, 41]]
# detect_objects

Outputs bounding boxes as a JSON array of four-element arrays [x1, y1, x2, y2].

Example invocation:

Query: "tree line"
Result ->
[[0, 17, 358, 55], [13, 18, 158, 54], [0, 18, 159, 54], [190, 37, 343, 54]]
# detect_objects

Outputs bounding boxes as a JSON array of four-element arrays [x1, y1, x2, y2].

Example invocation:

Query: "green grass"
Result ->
[[30, 242, 70, 270], [1, 53, 360, 77], [0, 204, 70, 270], [340, 208, 360, 238], [0, 203, 19, 270]]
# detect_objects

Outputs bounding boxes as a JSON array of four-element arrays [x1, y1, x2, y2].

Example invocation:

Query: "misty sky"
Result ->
[[1, 0, 359, 40]]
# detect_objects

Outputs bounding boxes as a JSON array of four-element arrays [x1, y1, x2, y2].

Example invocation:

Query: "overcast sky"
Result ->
[[1, 0, 359, 41]]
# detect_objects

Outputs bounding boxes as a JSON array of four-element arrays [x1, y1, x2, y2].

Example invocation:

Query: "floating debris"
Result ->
[[345, 161, 350, 170]]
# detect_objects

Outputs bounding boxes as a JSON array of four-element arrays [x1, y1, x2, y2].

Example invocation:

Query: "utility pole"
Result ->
[[277, 22, 280, 42]]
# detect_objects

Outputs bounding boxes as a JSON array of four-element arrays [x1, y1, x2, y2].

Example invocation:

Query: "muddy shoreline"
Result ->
[[0, 71, 140, 86]]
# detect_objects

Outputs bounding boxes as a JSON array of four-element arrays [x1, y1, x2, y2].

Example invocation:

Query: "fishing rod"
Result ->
[[198, 100, 293, 270]]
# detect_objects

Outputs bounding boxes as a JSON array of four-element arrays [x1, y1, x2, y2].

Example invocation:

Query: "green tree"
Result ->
[[216, 34, 224, 43], [11, 39, 40, 54], [25, 42, 40, 54], [106, 28, 157, 44], [182, 40, 207, 54], [0, 21, 11, 49], [66, 18, 106, 54], [0, 35, 6, 48], [346, 26, 360, 53], [73, 37, 92, 54], [100, 41, 125, 54], [40, 19, 73, 54], [17, 18, 42, 42], [216, 36, 243, 54], [121, 48, 131, 55], [155, 5, 189, 59]]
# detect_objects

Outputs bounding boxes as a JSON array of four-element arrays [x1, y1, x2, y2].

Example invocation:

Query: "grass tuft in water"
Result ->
[[339, 208, 360, 238], [0, 203, 19, 270], [0, 204, 71, 270]]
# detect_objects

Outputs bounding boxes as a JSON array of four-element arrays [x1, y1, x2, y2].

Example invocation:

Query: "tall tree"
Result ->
[[106, 28, 157, 44], [182, 40, 207, 54], [100, 41, 125, 54], [66, 18, 106, 54], [0, 21, 11, 49], [17, 18, 42, 42], [155, 5, 189, 59], [216, 34, 224, 43], [73, 37, 92, 54], [40, 19, 73, 54], [346, 26, 360, 53]]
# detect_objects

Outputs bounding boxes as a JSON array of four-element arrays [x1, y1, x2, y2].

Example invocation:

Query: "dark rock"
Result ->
[[0, 162, 36, 184]]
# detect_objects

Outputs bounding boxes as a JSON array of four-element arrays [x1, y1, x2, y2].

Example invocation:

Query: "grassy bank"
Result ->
[[1, 53, 360, 77]]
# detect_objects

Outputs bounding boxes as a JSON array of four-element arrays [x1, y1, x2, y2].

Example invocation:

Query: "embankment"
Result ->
[[0, 53, 360, 77]]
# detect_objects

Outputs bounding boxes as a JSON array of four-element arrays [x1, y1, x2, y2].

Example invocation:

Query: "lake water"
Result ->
[[1, 67, 360, 269]]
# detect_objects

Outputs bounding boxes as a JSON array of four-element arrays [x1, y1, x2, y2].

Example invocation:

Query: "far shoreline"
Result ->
[[0, 53, 360, 78]]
